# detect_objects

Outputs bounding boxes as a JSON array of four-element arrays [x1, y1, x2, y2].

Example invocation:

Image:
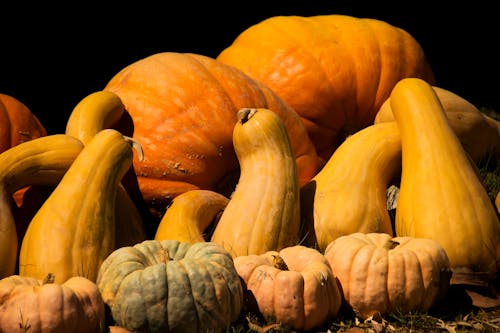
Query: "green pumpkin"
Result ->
[[96, 239, 243, 333]]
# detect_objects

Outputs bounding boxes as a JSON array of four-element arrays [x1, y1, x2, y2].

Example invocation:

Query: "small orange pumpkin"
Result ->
[[234, 245, 342, 331], [324, 233, 452, 319], [0, 273, 105, 333]]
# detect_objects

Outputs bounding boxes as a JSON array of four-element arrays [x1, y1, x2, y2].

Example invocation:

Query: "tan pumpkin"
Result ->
[[0, 273, 105, 333], [217, 14, 435, 161], [234, 245, 342, 331], [324, 232, 451, 319], [301, 121, 399, 251], [103, 52, 321, 219], [390, 78, 500, 281], [211, 108, 301, 257], [19, 129, 137, 283], [154, 189, 229, 243], [375, 86, 500, 163]]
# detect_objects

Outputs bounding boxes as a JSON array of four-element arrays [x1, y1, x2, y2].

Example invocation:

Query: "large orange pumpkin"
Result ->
[[217, 14, 436, 161], [0, 93, 46, 153], [103, 52, 321, 218]]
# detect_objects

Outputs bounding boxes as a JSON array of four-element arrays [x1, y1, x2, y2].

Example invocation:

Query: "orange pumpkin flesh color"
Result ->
[[104, 52, 321, 218]]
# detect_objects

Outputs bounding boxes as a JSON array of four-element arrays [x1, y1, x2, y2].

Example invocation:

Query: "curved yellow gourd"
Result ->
[[391, 78, 500, 279], [302, 122, 399, 251], [211, 108, 301, 257], [0, 134, 83, 278], [375, 86, 500, 163], [154, 189, 229, 243], [66, 90, 147, 246], [19, 129, 135, 283]]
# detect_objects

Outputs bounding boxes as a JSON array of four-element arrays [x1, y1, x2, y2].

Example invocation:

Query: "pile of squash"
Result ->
[[0, 14, 499, 333]]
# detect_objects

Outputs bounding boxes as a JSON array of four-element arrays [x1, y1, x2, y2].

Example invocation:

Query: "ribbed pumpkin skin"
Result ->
[[234, 245, 342, 331], [375, 86, 500, 163], [324, 233, 451, 319], [0, 93, 46, 153], [391, 78, 500, 278], [217, 14, 435, 161], [103, 52, 321, 217], [0, 275, 105, 333], [303, 122, 399, 251], [96, 240, 243, 333]]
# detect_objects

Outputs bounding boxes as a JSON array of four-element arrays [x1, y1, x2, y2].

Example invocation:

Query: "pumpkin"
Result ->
[[324, 232, 451, 319], [0, 93, 48, 223], [375, 85, 500, 163], [19, 129, 137, 283], [0, 93, 46, 153], [65, 90, 148, 246], [103, 52, 321, 219], [216, 14, 435, 161], [154, 189, 229, 243], [234, 245, 342, 331], [390, 78, 500, 281], [301, 121, 399, 251], [0, 273, 105, 333], [0, 134, 84, 279], [211, 108, 301, 257], [96, 239, 243, 333]]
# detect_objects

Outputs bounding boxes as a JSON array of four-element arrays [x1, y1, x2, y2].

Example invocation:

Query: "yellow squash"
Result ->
[[391, 78, 500, 280], [0, 134, 83, 278], [375, 86, 500, 163], [65, 91, 148, 245], [211, 108, 300, 257], [154, 189, 229, 243], [302, 122, 399, 251], [19, 129, 136, 283]]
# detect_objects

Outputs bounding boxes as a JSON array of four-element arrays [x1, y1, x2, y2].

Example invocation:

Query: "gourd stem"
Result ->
[[272, 255, 289, 271], [42, 273, 55, 284], [158, 248, 171, 264], [383, 240, 400, 250]]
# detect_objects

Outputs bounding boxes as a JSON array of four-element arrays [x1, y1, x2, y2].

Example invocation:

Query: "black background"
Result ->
[[1, 1, 498, 135]]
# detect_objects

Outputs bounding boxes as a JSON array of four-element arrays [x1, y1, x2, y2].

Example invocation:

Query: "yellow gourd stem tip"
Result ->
[[124, 135, 144, 161]]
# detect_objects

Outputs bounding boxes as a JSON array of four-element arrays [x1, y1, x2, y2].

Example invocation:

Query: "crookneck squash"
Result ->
[[19, 129, 138, 283], [324, 232, 451, 319], [390, 78, 500, 280], [154, 189, 229, 243], [65, 90, 148, 245], [0, 134, 84, 279], [0, 273, 105, 333], [375, 85, 500, 163], [96, 239, 243, 333], [211, 108, 301, 257], [103, 52, 321, 220], [217, 14, 435, 161], [234, 245, 342, 331], [301, 121, 399, 251]]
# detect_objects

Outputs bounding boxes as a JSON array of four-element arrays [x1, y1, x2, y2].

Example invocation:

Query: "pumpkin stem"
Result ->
[[158, 247, 171, 264], [42, 273, 55, 284], [124, 135, 144, 161], [237, 108, 258, 124], [272, 254, 289, 271], [384, 240, 400, 250]]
